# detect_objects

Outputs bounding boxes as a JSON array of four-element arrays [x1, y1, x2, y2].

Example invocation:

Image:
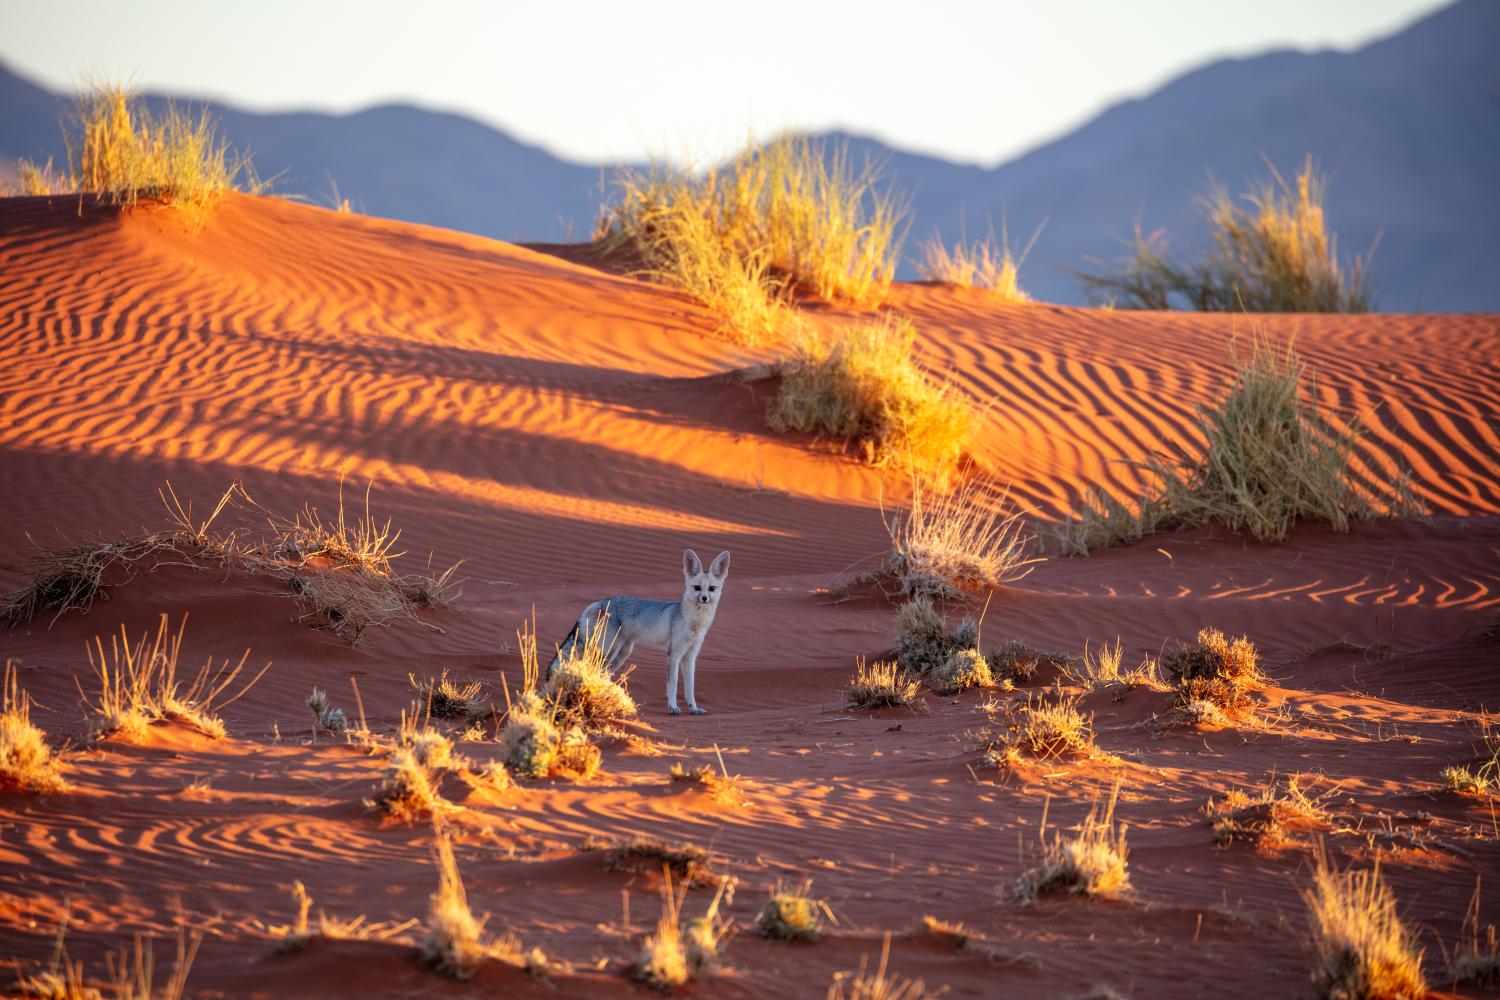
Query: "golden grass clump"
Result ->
[[1, 662, 70, 794], [497, 624, 603, 780], [1204, 774, 1333, 852], [543, 616, 637, 724], [598, 133, 908, 330], [1061, 639, 1162, 697], [769, 317, 971, 476], [917, 222, 1039, 303], [268, 880, 418, 954], [874, 476, 1042, 598], [1441, 720, 1498, 796], [1057, 337, 1422, 554], [1081, 158, 1373, 313], [929, 648, 994, 695], [669, 751, 743, 805], [632, 872, 732, 991], [1015, 783, 1130, 902], [16, 81, 256, 223], [1301, 851, 1426, 1000], [1447, 879, 1500, 988], [14, 912, 98, 1000], [828, 934, 940, 1000], [1162, 627, 1263, 717], [105, 929, 201, 1000], [893, 596, 975, 676], [846, 658, 922, 710], [593, 836, 718, 886], [82, 614, 267, 742], [979, 688, 1098, 768], [410, 670, 484, 720], [371, 745, 449, 822], [758, 881, 832, 941], [988, 640, 1072, 685]]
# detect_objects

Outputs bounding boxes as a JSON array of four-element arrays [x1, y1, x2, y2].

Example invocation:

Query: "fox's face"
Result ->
[[682, 548, 731, 608]]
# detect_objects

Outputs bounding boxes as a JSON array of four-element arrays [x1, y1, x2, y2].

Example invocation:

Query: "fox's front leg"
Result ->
[[665, 648, 682, 715], [683, 649, 707, 715]]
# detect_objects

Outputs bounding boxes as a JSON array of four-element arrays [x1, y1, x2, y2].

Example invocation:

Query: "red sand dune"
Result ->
[[1, 193, 1498, 998]]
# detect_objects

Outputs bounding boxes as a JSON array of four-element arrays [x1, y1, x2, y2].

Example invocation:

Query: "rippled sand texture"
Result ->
[[1, 194, 1497, 998]]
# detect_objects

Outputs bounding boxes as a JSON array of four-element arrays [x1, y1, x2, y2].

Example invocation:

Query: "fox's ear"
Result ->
[[683, 548, 703, 576], [710, 551, 731, 577]]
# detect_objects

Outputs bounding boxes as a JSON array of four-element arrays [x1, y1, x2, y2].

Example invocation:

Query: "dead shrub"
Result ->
[[592, 836, 717, 886], [846, 658, 922, 710], [1015, 783, 1130, 902], [1301, 849, 1426, 1000], [757, 880, 831, 941], [1, 662, 70, 794], [1162, 627, 1263, 717], [1205, 774, 1334, 851]]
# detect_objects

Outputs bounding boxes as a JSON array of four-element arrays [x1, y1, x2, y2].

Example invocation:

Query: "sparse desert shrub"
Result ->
[[989, 640, 1072, 685], [893, 596, 971, 676], [978, 687, 1098, 768], [410, 670, 484, 720], [82, 614, 266, 741], [1441, 720, 1499, 796], [632, 873, 732, 991], [846, 658, 922, 710], [371, 746, 449, 822], [544, 618, 637, 724], [874, 476, 1042, 598], [422, 835, 490, 979], [13, 910, 98, 1000], [1163, 627, 1263, 717], [105, 928, 201, 1000], [1205, 773, 1333, 851], [929, 648, 994, 694], [16, 81, 256, 222], [1301, 851, 1426, 1000], [497, 693, 563, 778], [669, 754, 742, 805], [306, 687, 348, 734], [268, 880, 418, 954], [769, 317, 971, 475], [1056, 338, 1423, 554], [593, 836, 717, 886], [917, 222, 1040, 303], [1062, 639, 1162, 697], [828, 934, 939, 1000], [758, 881, 831, 941], [1447, 878, 1500, 987], [1015, 783, 1130, 902], [1081, 158, 1374, 313], [599, 133, 908, 321], [1, 662, 70, 793]]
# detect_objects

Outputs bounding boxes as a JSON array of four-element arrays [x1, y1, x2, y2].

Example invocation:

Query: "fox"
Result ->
[[546, 548, 731, 715]]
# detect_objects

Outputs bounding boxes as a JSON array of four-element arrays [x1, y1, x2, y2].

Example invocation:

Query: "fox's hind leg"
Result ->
[[665, 648, 683, 715]]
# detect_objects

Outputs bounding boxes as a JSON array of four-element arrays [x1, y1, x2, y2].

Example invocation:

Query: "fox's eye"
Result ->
[[708, 586, 717, 591], [693, 585, 701, 591]]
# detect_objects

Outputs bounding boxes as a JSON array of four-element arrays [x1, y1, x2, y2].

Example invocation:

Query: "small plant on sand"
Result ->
[[1162, 627, 1263, 719], [988, 640, 1072, 686], [499, 627, 602, 780], [1015, 783, 1130, 902], [1, 662, 70, 794], [1080, 158, 1374, 313], [828, 934, 940, 1000], [1056, 337, 1423, 554], [929, 648, 994, 695], [543, 615, 637, 724], [1301, 849, 1426, 1000], [893, 596, 977, 676], [669, 747, 742, 805], [1441, 720, 1499, 796], [306, 688, 348, 734], [1062, 639, 1163, 698], [371, 739, 452, 822], [1205, 773, 1335, 851], [267, 880, 418, 954], [977, 687, 1098, 769], [592, 836, 718, 886], [917, 221, 1041, 303], [105, 928, 202, 1000], [769, 317, 970, 476], [846, 658, 923, 710], [632, 871, 733, 991], [1445, 878, 1500, 987], [15, 81, 258, 222], [14, 909, 97, 1000], [82, 614, 267, 742], [422, 831, 555, 981], [873, 475, 1042, 598], [758, 880, 832, 941], [410, 670, 485, 720]]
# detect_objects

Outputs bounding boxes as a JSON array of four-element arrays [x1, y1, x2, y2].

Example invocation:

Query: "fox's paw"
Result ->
[[689, 706, 708, 716], [667, 705, 682, 715]]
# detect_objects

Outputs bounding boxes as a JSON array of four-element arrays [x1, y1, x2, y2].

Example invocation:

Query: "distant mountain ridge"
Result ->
[[2, 0, 1496, 310]]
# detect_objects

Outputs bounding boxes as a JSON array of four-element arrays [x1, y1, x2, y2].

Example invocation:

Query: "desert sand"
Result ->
[[1, 192, 1497, 997]]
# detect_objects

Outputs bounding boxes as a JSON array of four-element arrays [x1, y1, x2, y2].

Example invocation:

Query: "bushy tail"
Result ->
[[546, 620, 582, 680]]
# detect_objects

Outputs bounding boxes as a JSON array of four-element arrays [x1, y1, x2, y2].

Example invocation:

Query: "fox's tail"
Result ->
[[546, 620, 582, 679]]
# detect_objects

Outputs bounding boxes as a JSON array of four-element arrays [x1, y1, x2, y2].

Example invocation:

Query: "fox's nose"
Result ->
[[698, 594, 710, 603]]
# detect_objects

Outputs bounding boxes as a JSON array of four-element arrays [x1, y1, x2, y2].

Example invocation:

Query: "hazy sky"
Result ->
[[1, 0, 1450, 167]]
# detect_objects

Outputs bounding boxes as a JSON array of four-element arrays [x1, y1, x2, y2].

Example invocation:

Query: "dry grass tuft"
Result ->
[[306, 687, 348, 735], [1056, 337, 1423, 554], [758, 880, 832, 942], [929, 648, 994, 695], [1162, 627, 1263, 717], [893, 596, 974, 676], [1301, 849, 1426, 1000], [268, 880, 418, 954], [632, 871, 732, 991], [1081, 158, 1374, 313], [543, 615, 637, 724], [82, 614, 267, 742], [104, 928, 201, 1000], [1015, 783, 1130, 902], [977, 687, 1098, 768], [917, 222, 1040, 304], [988, 640, 1072, 685], [593, 836, 718, 886], [827, 934, 939, 1000], [422, 835, 489, 978], [875, 476, 1042, 598], [1062, 639, 1163, 698], [13, 909, 98, 1000], [498, 624, 604, 781], [1446, 878, 1500, 987], [410, 670, 485, 720], [1441, 720, 1499, 796], [1205, 773, 1334, 851], [846, 658, 922, 710], [1, 662, 70, 794], [669, 750, 743, 805], [16, 81, 258, 223], [769, 318, 971, 477]]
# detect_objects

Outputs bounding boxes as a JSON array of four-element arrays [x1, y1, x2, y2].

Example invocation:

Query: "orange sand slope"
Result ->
[[1, 193, 1498, 998]]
